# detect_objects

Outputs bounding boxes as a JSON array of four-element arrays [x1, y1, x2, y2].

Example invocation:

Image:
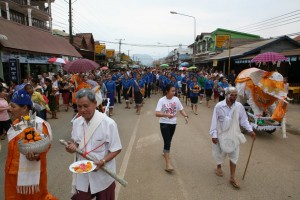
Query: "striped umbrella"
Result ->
[[48, 57, 68, 65], [251, 52, 287, 63]]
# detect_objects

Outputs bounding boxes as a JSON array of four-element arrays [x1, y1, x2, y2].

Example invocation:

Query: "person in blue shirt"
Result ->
[[204, 75, 214, 108], [171, 76, 179, 96], [186, 74, 194, 102], [159, 72, 166, 94], [163, 73, 172, 96], [218, 77, 229, 102], [189, 76, 201, 115], [181, 73, 187, 99], [128, 73, 134, 104], [121, 74, 132, 109], [143, 70, 151, 99], [132, 73, 145, 115], [105, 74, 116, 116]]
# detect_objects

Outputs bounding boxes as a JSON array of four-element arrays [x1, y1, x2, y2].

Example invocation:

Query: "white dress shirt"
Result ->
[[210, 100, 253, 138], [72, 112, 122, 194]]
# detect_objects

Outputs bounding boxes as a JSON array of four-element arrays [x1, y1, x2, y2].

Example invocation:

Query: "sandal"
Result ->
[[215, 169, 224, 177], [230, 179, 240, 189]]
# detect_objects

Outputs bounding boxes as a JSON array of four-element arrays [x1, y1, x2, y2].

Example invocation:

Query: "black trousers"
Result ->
[[116, 87, 122, 103], [144, 83, 151, 98], [160, 123, 176, 152]]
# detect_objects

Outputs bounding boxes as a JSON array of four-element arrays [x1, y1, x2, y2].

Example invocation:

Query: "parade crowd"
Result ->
[[0, 66, 258, 200]]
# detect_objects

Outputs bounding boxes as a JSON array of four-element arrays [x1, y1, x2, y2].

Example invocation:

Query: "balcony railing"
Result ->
[[6, 0, 50, 15]]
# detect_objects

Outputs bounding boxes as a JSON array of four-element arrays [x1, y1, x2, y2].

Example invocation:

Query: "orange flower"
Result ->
[[34, 132, 39, 137], [23, 139, 29, 143], [26, 134, 33, 140], [34, 136, 42, 141], [29, 140, 35, 143]]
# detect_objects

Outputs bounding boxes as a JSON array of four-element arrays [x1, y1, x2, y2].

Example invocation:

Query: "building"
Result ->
[[0, 0, 53, 31], [0, 0, 81, 83], [166, 44, 192, 67], [193, 28, 262, 66], [208, 36, 300, 82]]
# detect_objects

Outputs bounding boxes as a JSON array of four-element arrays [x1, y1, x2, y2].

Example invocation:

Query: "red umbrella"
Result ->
[[251, 52, 287, 63], [48, 57, 68, 65], [101, 66, 108, 70], [63, 59, 99, 73]]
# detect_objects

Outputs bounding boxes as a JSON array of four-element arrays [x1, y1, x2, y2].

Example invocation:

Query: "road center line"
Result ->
[[115, 115, 141, 200]]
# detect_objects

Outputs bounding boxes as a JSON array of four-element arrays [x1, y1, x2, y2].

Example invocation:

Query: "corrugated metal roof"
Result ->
[[0, 18, 82, 57], [209, 38, 278, 60]]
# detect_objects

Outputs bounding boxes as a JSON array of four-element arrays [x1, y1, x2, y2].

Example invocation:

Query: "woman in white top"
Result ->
[[155, 84, 188, 172]]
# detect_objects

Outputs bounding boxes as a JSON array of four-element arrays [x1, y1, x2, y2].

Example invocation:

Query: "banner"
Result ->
[[8, 58, 21, 84], [215, 35, 230, 48], [213, 60, 218, 67], [95, 44, 106, 54], [106, 49, 115, 58]]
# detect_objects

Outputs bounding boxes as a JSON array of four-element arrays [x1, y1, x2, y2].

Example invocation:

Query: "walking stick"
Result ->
[[59, 139, 128, 187], [242, 137, 255, 180]]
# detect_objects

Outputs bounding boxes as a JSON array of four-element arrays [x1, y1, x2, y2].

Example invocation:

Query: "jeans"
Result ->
[[160, 123, 177, 153]]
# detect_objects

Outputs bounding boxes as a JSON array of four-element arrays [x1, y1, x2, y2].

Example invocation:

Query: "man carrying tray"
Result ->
[[66, 88, 122, 200]]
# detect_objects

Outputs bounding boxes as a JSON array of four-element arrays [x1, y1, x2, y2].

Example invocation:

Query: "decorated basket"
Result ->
[[18, 134, 50, 155], [15, 112, 51, 155]]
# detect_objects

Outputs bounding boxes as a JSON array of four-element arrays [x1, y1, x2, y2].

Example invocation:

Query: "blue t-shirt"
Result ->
[[163, 78, 172, 88], [122, 79, 132, 89], [105, 80, 116, 93], [204, 79, 214, 90], [189, 82, 201, 97], [133, 79, 145, 91]]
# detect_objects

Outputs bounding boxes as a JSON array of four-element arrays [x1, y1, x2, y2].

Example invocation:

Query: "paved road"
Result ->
[[1, 94, 300, 200]]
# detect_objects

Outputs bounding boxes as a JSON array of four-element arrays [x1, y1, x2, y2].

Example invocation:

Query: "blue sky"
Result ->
[[52, 0, 300, 58]]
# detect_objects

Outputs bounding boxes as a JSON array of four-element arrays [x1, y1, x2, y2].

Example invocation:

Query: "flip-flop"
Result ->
[[215, 169, 224, 177], [230, 179, 240, 189]]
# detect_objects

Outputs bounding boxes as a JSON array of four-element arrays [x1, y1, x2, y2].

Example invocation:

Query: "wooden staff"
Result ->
[[59, 139, 128, 187], [242, 138, 255, 180]]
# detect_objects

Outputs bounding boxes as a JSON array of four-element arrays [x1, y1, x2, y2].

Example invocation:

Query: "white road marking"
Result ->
[[115, 115, 141, 200], [136, 134, 161, 149]]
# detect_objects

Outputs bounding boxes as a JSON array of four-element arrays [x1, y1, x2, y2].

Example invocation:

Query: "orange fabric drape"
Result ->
[[70, 75, 91, 104], [246, 81, 277, 111], [5, 123, 58, 200]]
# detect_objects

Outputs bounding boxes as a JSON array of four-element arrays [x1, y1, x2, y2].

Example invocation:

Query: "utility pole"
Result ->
[[116, 39, 125, 61], [127, 50, 131, 57], [69, 0, 73, 44]]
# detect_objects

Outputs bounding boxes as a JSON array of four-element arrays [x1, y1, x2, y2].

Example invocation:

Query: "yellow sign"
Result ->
[[106, 49, 115, 58], [95, 44, 106, 54], [213, 60, 218, 67], [215, 35, 230, 48]]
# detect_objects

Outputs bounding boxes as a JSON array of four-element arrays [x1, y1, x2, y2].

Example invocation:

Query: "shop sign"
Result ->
[[215, 35, 230, 48], [95, 44, 106, 54], [8, 58, 21, 84]]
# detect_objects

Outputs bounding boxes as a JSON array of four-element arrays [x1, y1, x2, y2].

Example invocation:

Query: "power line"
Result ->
[[248, 19, 300, 33], [96, 39, 188, 48], [239, 14, 300, 32], [236, 9, 300, 29]]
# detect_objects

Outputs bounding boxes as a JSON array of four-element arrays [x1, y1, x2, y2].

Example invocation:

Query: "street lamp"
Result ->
[[170, 11, 196, 66]]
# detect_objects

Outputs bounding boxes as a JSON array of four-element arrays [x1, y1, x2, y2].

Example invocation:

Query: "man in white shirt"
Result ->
[[209, 87, 255, 189], [66, 88, 122, 200]]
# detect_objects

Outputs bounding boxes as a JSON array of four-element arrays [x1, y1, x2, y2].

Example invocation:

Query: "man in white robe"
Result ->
[[209, 87, 255, 189], [66, 88, 122, 200]]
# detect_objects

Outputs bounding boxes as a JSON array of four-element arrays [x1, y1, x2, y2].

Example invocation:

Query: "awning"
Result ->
[[0, 18, 81, 57]]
